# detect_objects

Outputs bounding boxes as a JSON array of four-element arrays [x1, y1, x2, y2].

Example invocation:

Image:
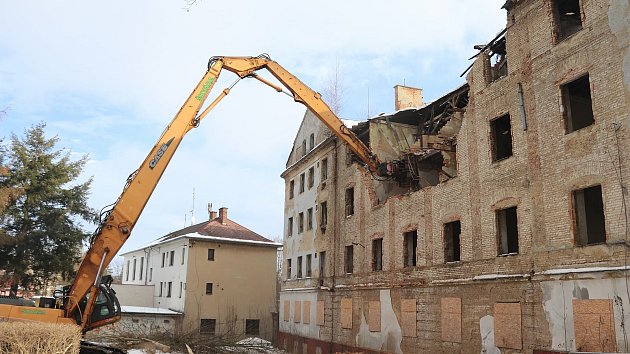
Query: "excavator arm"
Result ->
[[65, 55, 385, 332]]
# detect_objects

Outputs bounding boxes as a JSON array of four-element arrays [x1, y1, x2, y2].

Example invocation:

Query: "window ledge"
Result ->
[[497, 252, 519, 257]]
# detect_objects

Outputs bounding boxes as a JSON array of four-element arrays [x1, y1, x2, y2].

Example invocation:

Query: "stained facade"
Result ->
[[279, 0, 630, 353]]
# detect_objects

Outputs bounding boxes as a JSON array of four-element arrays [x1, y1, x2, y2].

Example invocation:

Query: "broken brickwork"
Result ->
[[280, 0, 630, 353]]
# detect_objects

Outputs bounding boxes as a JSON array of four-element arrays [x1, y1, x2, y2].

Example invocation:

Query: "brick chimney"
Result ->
[[218, 207, 228, 225], [394, 85, 423, 111], [208, 203, 218, 220]]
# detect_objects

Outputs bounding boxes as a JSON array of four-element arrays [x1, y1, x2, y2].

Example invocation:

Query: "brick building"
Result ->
[[279, 0, 630, 353]]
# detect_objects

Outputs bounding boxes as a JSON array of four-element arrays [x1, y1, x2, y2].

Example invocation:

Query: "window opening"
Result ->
[[161, 253, 165, 268], [179, 282, 183, 298], [200, 319, 216, 334], [553, 0, 583, 41], [562, 74, 594, 133], [167, 282, 172, 298], [319, 252, 326, 278], [299, 173, 305, 193], [321, 158, 328, 181], [404, 230, 418, 267], [169, 250, 174, 266], [208, 248, 215, 261], [298, 213, 304, 233], [308, 167, 314, 188], [489, 36, 507, 82], [497, 206, 519, 255], [573, 185, 606, 246], [320, 201, 328, 231], [309, 133, 315, 151], [297, 256, 303, 278], [301, 140, 307, 156], [490, 114, 513, 161], [345, 245, 354, 274], [126, 260, 130, 281], [139, 257, 144, 280], [289, 180, 294, 199], [288, 217, 293, 236], [181, 248, 185, 265], [287, 259, 292, 279], [307, 208, 313, 230], [306, 254, 312, 278], [159, 282, 163, 297], [246, 319, 260, 336], [373, 238, 383, 271], [205, 283, 213, 295], [345, 187, 354, 216], [444, 221, 461, 262]]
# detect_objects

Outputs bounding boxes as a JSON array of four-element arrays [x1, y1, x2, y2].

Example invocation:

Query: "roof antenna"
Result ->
[[190, 188, 196, 225], [367, 86, 371, 119]]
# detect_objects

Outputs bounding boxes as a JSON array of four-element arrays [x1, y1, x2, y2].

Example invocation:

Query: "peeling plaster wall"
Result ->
[[541, 276, 630, 351], [479, 315, 500, 354], [279, 290, 321, 339], [607, 0, 630, 127], [356, 289, 403, 354]]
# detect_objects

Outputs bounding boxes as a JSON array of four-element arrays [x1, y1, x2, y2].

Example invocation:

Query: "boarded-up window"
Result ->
[[341, 298, 352, 329], [317, 301, 325, 326], [369, 301, 381, 332], [401, 299, 417, 337], [494, 302, 522, 350], [441, 297, 462, 343], [283, 300, 290, 322], [303, 301, 311, 324], [294, 301, 302, 323], [573, 299, 616, 352]]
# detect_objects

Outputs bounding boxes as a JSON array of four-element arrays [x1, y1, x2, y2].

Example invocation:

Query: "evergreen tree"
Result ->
[[0, 123, 95, 295]]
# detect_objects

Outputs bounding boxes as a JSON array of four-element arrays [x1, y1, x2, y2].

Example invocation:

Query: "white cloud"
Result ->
[[0, 0, 507, 253]]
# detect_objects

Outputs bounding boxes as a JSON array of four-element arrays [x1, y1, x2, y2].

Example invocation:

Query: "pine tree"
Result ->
[[0, 123, 95, 295]]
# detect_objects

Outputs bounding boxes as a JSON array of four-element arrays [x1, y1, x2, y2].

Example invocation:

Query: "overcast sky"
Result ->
[[0, 1, 507, 255]]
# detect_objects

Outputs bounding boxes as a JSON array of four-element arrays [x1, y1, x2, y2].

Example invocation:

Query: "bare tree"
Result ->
[[106, 256, 124, 283], [322, 61, 345, 116]]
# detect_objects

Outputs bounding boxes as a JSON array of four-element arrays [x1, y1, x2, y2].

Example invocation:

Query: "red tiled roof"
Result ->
[[158, 217, 275, 244]]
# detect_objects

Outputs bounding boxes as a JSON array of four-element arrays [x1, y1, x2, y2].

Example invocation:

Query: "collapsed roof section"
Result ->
[[351, 84, 469, 190]]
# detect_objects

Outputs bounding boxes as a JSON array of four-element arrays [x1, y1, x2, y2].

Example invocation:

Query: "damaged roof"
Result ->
[[351, 83, 469, 138]]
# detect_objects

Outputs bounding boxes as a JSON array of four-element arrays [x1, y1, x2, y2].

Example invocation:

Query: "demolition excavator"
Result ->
[[0, 54, 401, 336]]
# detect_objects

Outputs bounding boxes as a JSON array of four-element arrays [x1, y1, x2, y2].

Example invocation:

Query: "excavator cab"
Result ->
[[64, 275, 121, 332]]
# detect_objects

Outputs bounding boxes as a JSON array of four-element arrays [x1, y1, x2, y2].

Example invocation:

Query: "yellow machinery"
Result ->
[[0, 54, 394, 333]]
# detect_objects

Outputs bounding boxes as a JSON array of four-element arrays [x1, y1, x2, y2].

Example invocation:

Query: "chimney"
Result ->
[[208, 203, 218, 220], [218, 207, 228, 225], [394, 85, 423, 111]]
